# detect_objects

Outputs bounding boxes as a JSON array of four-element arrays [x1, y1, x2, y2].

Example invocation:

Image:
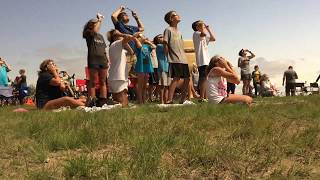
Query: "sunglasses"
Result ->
[[170, 13, 178, 19], [47, 62, 56, 67]]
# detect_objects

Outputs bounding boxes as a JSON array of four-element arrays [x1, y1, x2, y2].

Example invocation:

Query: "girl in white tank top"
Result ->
[[206, 55, 253, 106], [207, 76, 227, 103]]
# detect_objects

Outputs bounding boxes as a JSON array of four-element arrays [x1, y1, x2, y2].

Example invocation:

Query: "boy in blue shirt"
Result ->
[[154, 34, 171, 104]]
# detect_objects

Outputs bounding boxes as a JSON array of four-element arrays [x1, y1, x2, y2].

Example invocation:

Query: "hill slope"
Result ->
[[0, 96, 319, 179]]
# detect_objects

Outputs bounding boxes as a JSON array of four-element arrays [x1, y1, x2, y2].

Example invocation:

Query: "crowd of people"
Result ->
[[0, 6, 311, 110]]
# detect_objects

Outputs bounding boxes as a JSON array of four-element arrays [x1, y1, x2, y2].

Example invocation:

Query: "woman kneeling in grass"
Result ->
[[206, 55, 252, 105], [35, 59, 86, 110]]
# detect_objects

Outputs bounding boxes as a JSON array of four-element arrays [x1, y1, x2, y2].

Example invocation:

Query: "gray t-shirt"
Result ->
[[284, 69, 298, 84], [238, 57, 250, 75], [163, 27, 187, 64]]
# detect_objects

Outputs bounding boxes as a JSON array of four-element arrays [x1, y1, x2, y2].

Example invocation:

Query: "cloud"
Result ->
[[252, 57, 296, 78], [34, 44, 87, 79]]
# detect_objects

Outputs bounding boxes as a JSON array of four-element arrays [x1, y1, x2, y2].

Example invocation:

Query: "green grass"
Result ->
[[0, 96, 320, 179]]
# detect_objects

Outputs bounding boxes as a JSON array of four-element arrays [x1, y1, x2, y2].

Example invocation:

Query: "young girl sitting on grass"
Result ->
[[35, 59, 86, 110], [133, 33, 156, 104], [206, 55, 252, 105]]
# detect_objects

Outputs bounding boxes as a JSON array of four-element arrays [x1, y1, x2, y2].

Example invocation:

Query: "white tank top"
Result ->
[[207, 76, 228, 103]]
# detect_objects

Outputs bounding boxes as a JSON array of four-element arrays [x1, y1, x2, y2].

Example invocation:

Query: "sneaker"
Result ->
[[96, 98, 107, 107], [198, 99, 208, 103], [165, 100, 174, 104], [86, 97, 97, 107], [106, 99, 120, 105], [182, 100, 195, 105]]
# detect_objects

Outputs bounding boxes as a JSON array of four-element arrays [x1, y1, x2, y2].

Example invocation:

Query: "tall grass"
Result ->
[[0, 96, 319, 178]]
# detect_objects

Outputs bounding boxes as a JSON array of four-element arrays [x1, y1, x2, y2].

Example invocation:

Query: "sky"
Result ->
[[1, 0, 320, 92]]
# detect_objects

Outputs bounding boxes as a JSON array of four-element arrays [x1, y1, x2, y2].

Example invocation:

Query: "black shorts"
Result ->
[[285, 83, 295, 93], [241, 74, 252, 81], [198, 65, 208, 81], [88, 63, 108, 70], [149, 68, 159, 85], [169, 63, 190, 78]]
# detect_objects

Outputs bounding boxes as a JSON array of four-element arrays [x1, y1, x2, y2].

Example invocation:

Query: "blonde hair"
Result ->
[[206, 55, 221, 76]]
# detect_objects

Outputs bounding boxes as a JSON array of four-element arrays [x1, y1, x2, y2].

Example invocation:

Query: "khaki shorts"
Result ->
[[127, 54, 137, 77], [158, 71, 171, 86]]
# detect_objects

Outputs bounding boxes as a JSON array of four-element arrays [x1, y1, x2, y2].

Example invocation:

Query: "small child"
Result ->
[[133, 33, 156, 104], [207, 55, 252, 105], [17, 69, 28, 104], [252, 65, 261, 96], [163, 11, 190, 104], [148, 48, 159, 102], [192, 20, 216, 102], [107, 30, 135, 106], [154, 34, 171, 104]]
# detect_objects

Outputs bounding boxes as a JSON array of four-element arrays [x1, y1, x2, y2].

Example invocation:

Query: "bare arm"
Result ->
[[111, 6, 125, 24], [246, 50, 255, 59], [163, 29, 170, 57], [122, 35, 135, 55], [3, 60, 11, 71], [132, 11, 144, 32], [144, 39, 156, 49], [49, 70, 62, 87], [210, 67, 240, 85], [132, 37, 142, 49], [205, 25, 216, 42], [282, 73, 286, 86]]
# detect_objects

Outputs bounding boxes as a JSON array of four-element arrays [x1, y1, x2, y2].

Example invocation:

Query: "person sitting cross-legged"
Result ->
[[35, 59, 86, 110]]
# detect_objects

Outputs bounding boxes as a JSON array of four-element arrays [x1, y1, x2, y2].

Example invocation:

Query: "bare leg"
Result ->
[[223, 94, 252, 106], [148, 84, 154, 102], [199, 78, 207, 100], [142, 75, 148, 103], [180, 77, 190, 103], [88, 69, 98, 98], [137, 73, 145, 104], [190, 78, 200, 99], [44, 97, 86, 110], [159, 85, 164, 104], [168, 78, 180, 103], [164, 86, 169, 103], [98, 68, 108, 98], [122, 90, 128, 106], [113, 90, 128, 107]]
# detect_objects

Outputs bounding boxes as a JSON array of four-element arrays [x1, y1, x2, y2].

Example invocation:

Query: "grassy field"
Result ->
[[0, 96, 320, 179]]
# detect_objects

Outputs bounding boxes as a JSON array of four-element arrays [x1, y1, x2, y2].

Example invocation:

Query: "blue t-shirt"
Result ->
[[0, 65, 9, 87], [156, 44, 169, 73], [135, 44, 154, 73], [114, 21, 139, 49]]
